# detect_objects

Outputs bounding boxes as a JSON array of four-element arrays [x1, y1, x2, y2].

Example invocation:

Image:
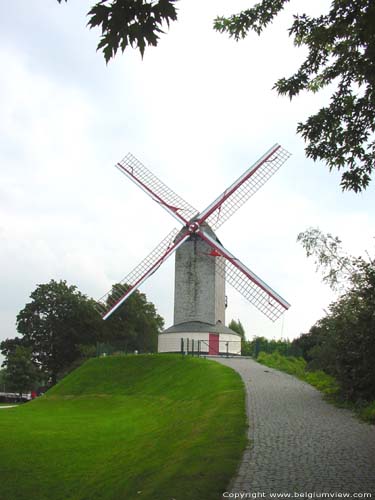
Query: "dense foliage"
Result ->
[[215, 0, 375, 191], [250, 336, 301, 358], [227, 319, 299, 357], [0, 368, 14, 392], [252, 227, 375, 403], [58, 0, 177, 62], [2, 346, 40, 396], [258, 351, 374, 423], [228, 318, 245, 339], [228, 318, 252, 355], [13, 280, 101, 384], [103, 283, 164, 353], [1, 280, 164, 387], [296, 228, 375, 402], [257, 351, 339, 395], [298, 259, 375, 402]]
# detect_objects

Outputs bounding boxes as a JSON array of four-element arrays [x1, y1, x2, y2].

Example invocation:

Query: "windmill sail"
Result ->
[[198, 228, 290, 321], [116, 153, 198, 225], [198, 144, 291, 230], [97, 145, 291, 322], [97, 228, 189, 319], [218, 259, 289, 322]]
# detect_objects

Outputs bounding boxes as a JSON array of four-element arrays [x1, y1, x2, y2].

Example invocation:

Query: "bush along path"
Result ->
[[257, 351, 375, 423], [215, 357, 375, 497]]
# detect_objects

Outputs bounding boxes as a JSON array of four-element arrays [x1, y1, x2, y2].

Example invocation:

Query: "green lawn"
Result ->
[[0, 354, 246, 500]]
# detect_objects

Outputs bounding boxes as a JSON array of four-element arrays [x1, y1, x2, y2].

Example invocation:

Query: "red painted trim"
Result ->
[[209, 249, 221, 257], [116, 163, 190, 225], [197, 145, 281, 226], [197, 229, 288, 310]]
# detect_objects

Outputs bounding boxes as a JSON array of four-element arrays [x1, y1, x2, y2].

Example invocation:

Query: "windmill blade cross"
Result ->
[[98, 145, 291, 322], [197, 228, 290, 322], [116, 153, 199, 226], [197, 144, 291, 231], [97, 228, 189, 319]]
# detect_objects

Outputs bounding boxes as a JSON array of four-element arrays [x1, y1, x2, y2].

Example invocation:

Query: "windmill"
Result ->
[[97, 144, 291, 355]]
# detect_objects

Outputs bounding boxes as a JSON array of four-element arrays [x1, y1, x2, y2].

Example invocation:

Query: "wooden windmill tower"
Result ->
[[97, 144, 291, 355]]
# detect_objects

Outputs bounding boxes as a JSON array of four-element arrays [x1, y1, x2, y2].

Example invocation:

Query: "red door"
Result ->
[[209, 333, 220, 355]]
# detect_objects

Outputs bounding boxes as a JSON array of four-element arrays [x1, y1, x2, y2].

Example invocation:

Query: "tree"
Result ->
[[2, 346, 40, 397], [292, 319, 338, 374], [103, 283, 164, 352], [0, 337, 27, 364], [57, 0, 177, 63], [297, 228, 375, 401], [228, 319, 254, 356], [306, 262, 375, 401], [291, 325, 324, 364], [297, 227, 356, 291], [215, 0, 375, 192], [228, 318, 246, 340], [57, 2, 375, 192], [15, 280, 102, 385], [298, 226, 373, 292], [0, 368, 7, 391]]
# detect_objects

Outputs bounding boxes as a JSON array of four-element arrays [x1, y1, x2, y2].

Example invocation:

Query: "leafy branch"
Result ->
[[297, 227, 356, 291], [215, 0, 375, 192], [58, 0, 178, 63]]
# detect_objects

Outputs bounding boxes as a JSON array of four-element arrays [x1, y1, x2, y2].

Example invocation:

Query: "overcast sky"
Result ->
[[1, 0, 374, 353]]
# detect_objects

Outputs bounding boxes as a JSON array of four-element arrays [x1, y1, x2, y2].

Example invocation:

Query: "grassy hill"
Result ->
[[0, 354, 246, 500]]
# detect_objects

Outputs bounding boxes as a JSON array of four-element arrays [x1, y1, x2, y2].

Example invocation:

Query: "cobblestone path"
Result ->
[[216, 357, 375, 497]]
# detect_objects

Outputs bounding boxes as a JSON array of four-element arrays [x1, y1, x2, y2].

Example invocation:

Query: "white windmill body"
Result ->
[[159, 224, 241, 355], [97, 145, 292, 355], [173, 224, 226, 326]]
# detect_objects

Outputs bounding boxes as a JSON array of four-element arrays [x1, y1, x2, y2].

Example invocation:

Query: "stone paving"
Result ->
[[215, 357, 375, 498]]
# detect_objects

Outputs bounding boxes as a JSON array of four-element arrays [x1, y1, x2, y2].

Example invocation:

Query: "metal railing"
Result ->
[[179, 338, 241, 357]]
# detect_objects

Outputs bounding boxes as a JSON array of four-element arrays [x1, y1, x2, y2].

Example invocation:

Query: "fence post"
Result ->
[[254, 338, 259, 358], [187, 338, 189, 355], [226, 342, 229, 358], [181, 337, 184, 356], [192, 339, 195, 357], [198, 340, 201, 358]]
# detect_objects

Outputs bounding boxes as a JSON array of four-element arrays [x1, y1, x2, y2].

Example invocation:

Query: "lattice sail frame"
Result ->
[[217, 260, 287, 322], [97, 228, 188, 319], [198, 144, 291, 230], [198, 229, 290, 322], [98, 144, 291, 320], [116, 153, 199, 225]]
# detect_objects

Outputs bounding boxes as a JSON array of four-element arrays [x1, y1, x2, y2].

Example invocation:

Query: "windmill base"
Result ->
[[158, 321, 241, 356]]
